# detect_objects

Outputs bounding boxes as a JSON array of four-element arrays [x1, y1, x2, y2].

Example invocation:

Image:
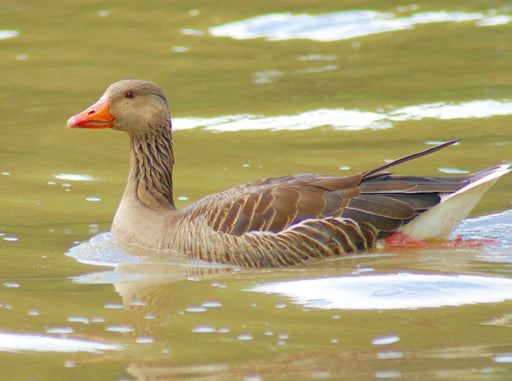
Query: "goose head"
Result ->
[[66, 79, 171, 136]]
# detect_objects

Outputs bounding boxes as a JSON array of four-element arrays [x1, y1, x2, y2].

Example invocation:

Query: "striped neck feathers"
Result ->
[[128, 121, 175, 209]]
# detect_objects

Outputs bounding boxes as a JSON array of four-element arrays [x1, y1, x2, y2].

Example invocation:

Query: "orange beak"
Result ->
[[66, 97, 115, 129]]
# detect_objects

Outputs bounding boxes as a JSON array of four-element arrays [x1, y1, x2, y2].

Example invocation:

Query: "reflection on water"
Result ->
[[210, 10, 512, 41], [389, 100, 512, 121], [54, 173, 95, 181], [67, 232, 143, 267], [0, 331, 122, 353], [455, 209, 512, 263], [176, 108, 389, 131], [173, 100, 512, 131], [249, 273, 512, 309], [0, 30, 17, 39]]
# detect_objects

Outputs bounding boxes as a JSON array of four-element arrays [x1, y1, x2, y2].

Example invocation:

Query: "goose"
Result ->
[[67, 79, 510, 267]]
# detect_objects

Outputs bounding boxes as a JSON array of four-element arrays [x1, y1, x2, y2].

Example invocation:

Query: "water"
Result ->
[[208, 9, 512, 41], [1, 1, 512, 380]]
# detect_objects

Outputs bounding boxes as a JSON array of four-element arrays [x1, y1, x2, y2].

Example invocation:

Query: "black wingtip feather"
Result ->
[[363, 140, 460, 179]]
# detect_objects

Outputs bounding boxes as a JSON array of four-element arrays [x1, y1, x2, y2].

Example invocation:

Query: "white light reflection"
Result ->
[[249, 273, 512, 310], [54, 174, 95, 181], [389, 100, 512, 120], [0, 30, 18, 40], [173, 100, 512, 132], [0, 331, 122, 353], [175, 109, 389, 132], [209, 11, 512, 41]]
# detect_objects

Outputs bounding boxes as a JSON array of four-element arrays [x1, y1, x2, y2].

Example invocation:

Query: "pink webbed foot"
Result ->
[[384, 233, 498, 248], [440, 236, 497, 247], [383, 233, 428, 248]]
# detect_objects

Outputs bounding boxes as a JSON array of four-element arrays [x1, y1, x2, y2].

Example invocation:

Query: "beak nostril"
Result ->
[[88, 110, 95, 115]]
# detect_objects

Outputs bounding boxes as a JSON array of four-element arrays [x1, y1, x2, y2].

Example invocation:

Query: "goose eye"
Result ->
[[124, 91, 135, 99]]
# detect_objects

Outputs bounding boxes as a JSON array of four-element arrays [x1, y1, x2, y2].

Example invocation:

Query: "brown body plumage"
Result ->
[[67, 80, 510, 267]]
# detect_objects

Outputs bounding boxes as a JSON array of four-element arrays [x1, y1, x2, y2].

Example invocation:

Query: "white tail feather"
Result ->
[[400, 164, 511, 240]]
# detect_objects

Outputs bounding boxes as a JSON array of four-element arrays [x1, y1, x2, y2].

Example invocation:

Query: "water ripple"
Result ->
[[0, 30, 18, 40], [249, 273, 512, 310], [173, 100, 512, 132], [210, 10, 511, 41], [0, 331, 121, 353]]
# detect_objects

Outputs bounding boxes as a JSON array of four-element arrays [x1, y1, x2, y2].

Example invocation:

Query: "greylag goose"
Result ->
[[67, 79, 510, 267]]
